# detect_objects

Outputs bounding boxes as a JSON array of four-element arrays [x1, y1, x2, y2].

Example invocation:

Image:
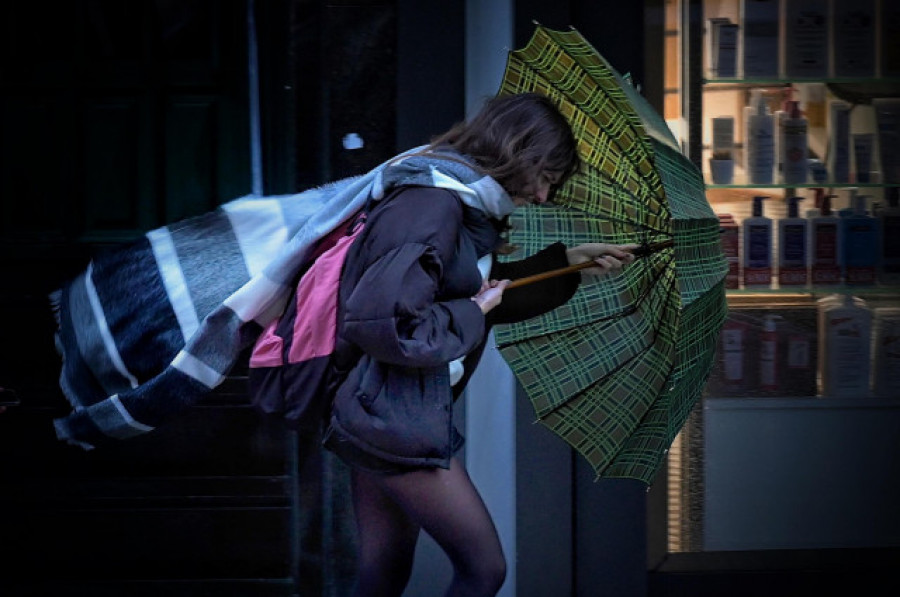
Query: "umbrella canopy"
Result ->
[[494, 25, 728, 485]]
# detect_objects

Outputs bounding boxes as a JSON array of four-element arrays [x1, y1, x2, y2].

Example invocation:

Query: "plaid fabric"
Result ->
[[494, 25, 727, 485]]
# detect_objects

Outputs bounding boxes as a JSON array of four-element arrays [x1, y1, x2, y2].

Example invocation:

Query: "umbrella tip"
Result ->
[[532, 19, 540, 26]]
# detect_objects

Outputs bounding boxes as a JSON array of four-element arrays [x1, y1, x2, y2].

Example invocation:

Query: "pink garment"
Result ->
[[249, 215, 365, 368]]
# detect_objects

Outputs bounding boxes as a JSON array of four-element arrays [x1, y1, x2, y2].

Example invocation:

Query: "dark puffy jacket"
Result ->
[[323, 185, 579, 472]]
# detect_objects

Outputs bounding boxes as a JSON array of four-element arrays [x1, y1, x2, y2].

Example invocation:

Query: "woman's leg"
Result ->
[[375, 457, 506, 597], [351, 467, 422, 597]]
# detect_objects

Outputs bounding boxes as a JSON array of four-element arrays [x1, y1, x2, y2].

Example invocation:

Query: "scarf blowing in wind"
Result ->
[[51, 148, 515, 449]]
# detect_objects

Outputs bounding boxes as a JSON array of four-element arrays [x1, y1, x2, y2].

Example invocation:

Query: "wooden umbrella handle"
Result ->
[[505, 239, 674, 289]]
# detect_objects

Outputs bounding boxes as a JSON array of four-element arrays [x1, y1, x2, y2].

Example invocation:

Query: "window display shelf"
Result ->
[[704, 77, 900, 88], [725, 286, 900, 302], [660, 0, 900, 563], [706, 181, 899, 190]]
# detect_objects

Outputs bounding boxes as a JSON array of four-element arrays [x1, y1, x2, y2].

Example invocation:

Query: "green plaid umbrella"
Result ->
[[494, 25, 728, 485]]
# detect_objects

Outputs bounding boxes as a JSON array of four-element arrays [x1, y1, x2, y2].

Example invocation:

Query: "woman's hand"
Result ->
[[471, 279, 510, 314], [566, 243, 638, 278]]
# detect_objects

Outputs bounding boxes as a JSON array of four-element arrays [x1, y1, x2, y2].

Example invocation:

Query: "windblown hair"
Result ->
[[427, 92, 580, 200]]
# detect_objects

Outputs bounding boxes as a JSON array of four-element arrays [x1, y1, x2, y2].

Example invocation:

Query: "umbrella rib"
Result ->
[[513, 31, 660, 186], [548, 196, 672, 239], [526, 269, 681, 425]]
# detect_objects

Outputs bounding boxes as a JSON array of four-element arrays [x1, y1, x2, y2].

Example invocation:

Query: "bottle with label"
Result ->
[[781, 101, 809, 185], [841, 194, 878, 286], [784, 316, 816, 397], [719, 213, 740, 289], [828, 102, 852, 184], [719, 317, 749, 394], [819, 294, 872, 398], [872, 308, 900, 398], [879, 188, 900, 285], [759, 314, 780, 393], [778, 196, 809, 287], [744, 90, 775, 184], [810, 194, 842, 286], [742, 196, 772, 288]]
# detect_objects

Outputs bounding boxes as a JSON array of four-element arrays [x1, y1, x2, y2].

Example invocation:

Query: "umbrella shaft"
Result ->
[[506, 239, 673, 289]]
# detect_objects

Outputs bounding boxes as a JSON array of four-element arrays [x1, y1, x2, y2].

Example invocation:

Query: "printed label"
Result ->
[[812, 266, 841, 284], [760, 336, 777, 389], [720, 226, 740, 289], [744, 267, 772, 286], [813, 223, 837, 264], [779, 267, 808, 286], [722, 327, 744, 383], [747, 224, 771, 267], [781, 224, 807, 263], [787, 335, 810, 369], [846, 266, 876, 285]]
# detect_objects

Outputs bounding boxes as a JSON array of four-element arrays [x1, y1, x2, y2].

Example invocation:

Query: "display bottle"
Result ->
[[759, 314, 779, 392], [872, 308, 900, 398], [742, 196, 772, 288], [744, 90, 775, 184], [810, 194, 842, 286], [878, 188, 900, 285], [778, 196, 809, 287], [719, 213, 740, 289], [841, 194, 878, 286], [781, 101, 809, 185], [818, 294, 872, 398]]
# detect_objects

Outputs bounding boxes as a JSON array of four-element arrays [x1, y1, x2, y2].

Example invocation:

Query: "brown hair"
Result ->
[[427, 92, 579, 200]]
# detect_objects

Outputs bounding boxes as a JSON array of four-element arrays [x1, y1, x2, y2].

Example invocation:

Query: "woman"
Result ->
[[322, 93, 635, 597]]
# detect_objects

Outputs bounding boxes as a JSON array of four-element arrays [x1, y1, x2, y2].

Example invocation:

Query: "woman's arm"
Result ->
[[489, 242, 637, 325], [489, 242, 579, 324]]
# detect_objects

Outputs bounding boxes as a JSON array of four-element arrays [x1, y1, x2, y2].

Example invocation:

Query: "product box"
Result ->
[[706, 308, 818, 398], [831, 0, 875, 78], [741, 0, 780, 78], [709, 19, 739, 78], [782, 0, 829, 78]]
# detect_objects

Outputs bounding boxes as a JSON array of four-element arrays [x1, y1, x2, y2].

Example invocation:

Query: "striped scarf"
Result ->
[[52, 148, 515, 449]]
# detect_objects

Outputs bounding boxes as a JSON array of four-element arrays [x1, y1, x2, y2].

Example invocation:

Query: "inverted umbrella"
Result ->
[[494, 25, 728, 485]]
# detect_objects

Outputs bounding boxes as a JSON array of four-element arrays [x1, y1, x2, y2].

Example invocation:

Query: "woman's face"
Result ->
[[511, 170, 564, 206]]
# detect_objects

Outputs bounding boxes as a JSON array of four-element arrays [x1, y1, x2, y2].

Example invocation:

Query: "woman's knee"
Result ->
[[455, 547, 507, 595]]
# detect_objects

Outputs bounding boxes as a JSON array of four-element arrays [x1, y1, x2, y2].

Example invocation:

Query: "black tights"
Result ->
[[350, 457, 506, 597]]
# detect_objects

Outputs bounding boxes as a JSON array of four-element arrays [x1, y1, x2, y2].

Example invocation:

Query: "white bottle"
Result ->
[[744, 90, 775, 184], [819, 294, 872, 398], [778, 196, 809, 287], [742, 196, 773, 288], [781, 101, 809, 185], [872, 308, 900, 398], [809, 194, 842, 286]]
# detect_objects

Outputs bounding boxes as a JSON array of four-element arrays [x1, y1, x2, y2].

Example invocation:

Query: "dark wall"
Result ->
[[396, 0, 466, 150], [515, 0, 646, 87]]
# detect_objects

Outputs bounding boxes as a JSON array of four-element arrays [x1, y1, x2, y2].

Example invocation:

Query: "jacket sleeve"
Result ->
[[489, 242, 580, 325], [341, 189, 486, 367]]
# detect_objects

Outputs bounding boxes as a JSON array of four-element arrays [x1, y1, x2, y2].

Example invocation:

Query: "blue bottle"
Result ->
[[841, 195, 879, 286], [742, 196, 772, 288]]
